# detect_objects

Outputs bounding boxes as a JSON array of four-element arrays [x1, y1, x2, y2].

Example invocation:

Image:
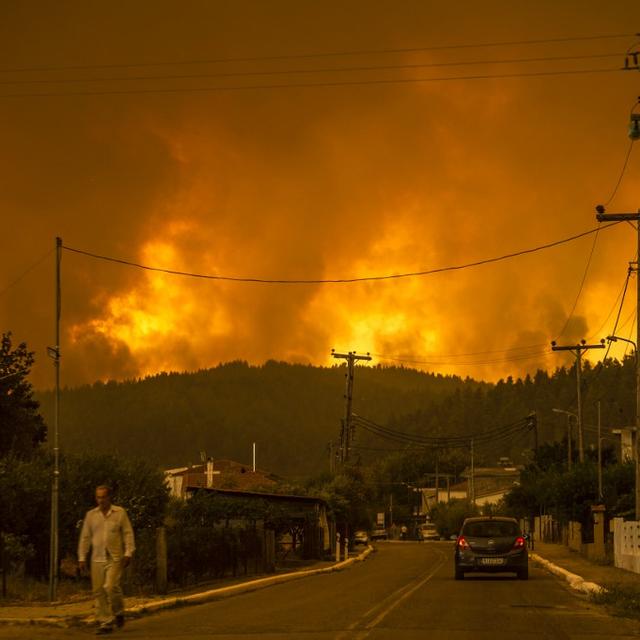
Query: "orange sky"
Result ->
[[1, 1, 640, 388]]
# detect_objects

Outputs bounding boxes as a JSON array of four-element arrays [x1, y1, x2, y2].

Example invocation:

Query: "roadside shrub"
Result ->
[[591, 583, 640, 619], [430, 499, 479, 539]]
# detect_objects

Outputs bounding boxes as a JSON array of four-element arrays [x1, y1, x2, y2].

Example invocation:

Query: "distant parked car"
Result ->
[[419, 523, 439, 540], [370, 527, 388, 541], [454, 516, 528, 580], [353, 530, 369, 545]]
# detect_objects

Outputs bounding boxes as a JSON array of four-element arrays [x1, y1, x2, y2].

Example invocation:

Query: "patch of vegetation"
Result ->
[[591, 583, 640, 619]]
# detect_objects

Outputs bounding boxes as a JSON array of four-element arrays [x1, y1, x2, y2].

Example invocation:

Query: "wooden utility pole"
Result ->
[[331, 350, 371, 463], [596, 206, 640, 516], [48, 237, 62, 602], [551, 340, 605, 462]]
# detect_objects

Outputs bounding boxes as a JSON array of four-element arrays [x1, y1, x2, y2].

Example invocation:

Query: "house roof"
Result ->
[[165, 458, 282, 493], [460, 466, 523, 478], [185, 485, 328, 507]]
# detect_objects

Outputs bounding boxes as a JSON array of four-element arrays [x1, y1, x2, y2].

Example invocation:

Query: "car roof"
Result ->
[[462, 516, 518, 524]]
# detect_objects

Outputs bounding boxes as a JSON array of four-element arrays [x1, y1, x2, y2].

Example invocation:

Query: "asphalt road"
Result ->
[[1, 542, 638, 639]]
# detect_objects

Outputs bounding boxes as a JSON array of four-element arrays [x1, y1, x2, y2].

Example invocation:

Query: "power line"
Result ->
[[588, 268, 634, 341], [373, 342, 547, 359], [1, 33, 633, 74], [0, 248, 54, 298], [0, 52, 624, 87], [554, 224, 601, 341], [352, 412, 531, 447], [603, 139, 636, 207], [0, 66, 620, 99], [373, 349, 549, 367], [354, 418, 531, 449], [604, 265, 633, 360], [61, 222, 620, 285]]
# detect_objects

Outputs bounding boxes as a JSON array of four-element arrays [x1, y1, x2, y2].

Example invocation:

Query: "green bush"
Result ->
[[430, 499, 479, 540]]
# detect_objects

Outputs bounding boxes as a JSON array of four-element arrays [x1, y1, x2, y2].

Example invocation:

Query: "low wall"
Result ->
[[567, 521, 581, 552], [613, 517, 640, 574]]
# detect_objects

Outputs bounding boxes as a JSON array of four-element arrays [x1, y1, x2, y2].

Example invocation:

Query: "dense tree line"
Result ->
[[35, 356, 637, 477], [36, 361, 472, 477], [0, 333, 46, 457], [504, 445, 634, 527]]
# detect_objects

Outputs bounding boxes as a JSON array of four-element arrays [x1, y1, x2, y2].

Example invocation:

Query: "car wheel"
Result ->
[[517, 567, 529, 580], [454, 568, 464, 580]]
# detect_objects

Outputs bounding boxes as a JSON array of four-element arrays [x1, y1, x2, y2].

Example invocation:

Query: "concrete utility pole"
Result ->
[[597, 206, 640, 517], [551, 340, 605, 463], [434, 451, 439, 504], [597, 400, 603, 501], [327, 441, 337, 473], [470, 438, 475, 506], [552, 408, 577, 469], [48, 236, 62, 601], [331, 350, 372, 464]]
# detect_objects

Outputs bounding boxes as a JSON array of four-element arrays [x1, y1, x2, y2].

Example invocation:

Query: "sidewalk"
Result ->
[[531, 540, 640, 594], [0, 548, 372, 628]]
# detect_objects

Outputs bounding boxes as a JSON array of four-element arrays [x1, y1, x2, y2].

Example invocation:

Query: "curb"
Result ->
[[128, 545, 373, 616], [0, 546, 374, 628], [529, 552, 605, 595]]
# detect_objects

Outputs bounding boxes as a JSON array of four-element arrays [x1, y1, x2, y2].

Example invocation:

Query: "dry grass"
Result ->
[[0, 574, 91, 604], [591, 583, 640, 619]]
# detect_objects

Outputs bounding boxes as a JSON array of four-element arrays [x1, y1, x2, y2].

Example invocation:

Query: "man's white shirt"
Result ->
[[78, 505, 135, 562]]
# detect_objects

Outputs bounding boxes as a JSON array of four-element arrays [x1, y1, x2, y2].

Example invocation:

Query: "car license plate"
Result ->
[[480, 557, 505, 566]]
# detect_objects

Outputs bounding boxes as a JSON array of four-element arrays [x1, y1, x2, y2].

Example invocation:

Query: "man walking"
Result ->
[[78, 485, 135, 635]]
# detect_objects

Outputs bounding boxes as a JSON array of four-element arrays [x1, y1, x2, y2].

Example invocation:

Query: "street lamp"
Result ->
[[607, 334, 638, 358], [552, 408, 577, 469]]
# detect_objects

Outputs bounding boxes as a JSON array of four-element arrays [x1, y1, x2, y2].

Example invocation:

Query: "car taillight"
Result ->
[[513, 536, 526, 549], [457, 536, 470, 550]]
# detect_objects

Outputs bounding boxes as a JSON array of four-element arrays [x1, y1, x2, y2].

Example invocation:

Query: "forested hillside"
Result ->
[[36, 362, 475, 477], [36, 357, 636, 478]]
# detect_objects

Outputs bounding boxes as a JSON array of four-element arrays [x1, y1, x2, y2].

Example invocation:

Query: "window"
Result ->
[[463, 521, 519, 538]]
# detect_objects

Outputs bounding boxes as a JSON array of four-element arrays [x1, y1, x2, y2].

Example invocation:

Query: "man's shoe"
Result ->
[[115, 614, 125, 628], [96, 625, 113, 635]]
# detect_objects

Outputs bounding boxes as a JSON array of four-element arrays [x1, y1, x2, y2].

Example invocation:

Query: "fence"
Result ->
[[612, 517, 640, 574], [128, 524, 274, 595]]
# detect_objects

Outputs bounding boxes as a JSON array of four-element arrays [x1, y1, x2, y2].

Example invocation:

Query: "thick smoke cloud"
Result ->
[[1, 2, 639, 388]]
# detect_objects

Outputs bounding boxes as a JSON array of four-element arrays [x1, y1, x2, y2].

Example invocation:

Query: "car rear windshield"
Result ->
[[463, 521, 519, 538]]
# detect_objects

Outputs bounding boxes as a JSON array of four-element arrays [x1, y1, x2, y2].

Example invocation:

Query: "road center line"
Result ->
[[335, 547, 447, 640]]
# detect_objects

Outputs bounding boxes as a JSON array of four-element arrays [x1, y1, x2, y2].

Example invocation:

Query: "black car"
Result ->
[[454, 516, 528, 580]]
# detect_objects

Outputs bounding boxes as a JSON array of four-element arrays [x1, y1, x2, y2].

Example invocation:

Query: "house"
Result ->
[[165, 458, 279, 498], [185, 486, 333, 560], [460, 464, 523, 506]]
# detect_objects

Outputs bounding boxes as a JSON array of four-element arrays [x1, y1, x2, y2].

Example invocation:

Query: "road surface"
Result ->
[[0, 542, 636, 639]]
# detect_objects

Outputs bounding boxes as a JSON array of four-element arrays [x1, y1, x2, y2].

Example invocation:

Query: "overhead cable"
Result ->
[[588, 268, 633, 341], [372, 349, 549, 367], [0, 52, 624, 87], [351, 412, 532, 447], [0, 33, 632, 74], [0, 248, 54, 298], [0, 67, 620, 99], [62, 222, 620, 285], [603, 139, 636, 207], [553, 224, 601, 341]]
